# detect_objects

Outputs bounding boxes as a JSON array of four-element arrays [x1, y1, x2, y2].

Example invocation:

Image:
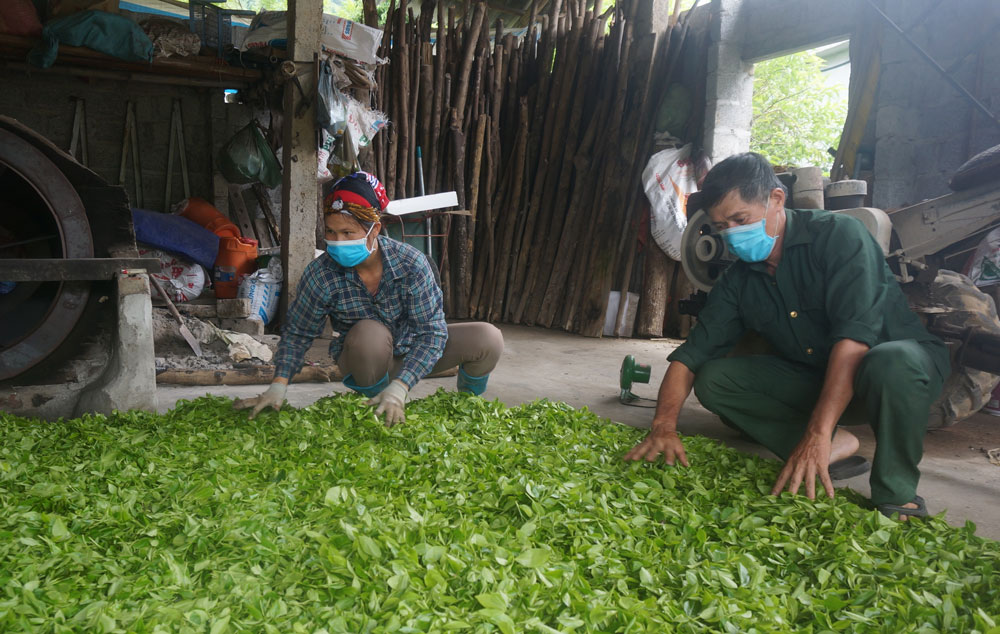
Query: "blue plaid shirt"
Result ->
[[274, 236, 447, 388]]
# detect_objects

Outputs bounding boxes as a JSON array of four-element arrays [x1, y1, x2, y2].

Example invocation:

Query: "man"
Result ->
[[235, 172, 504, 426], [625, 153, 949, 520]]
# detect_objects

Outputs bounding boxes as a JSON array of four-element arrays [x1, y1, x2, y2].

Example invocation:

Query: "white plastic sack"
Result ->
[[965, 226, 1000, 288], [138, 244, 207, 303], [239, 257, 282, 324], [318, 127, 336, 180], [320, 15, 383, 65], [642, 144, 700, 261], [242, 11, 383, 65], [346, 98, 387, 151]]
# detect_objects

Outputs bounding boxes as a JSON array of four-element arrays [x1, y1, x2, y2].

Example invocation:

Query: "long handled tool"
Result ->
[[148, 275, 203, 357]]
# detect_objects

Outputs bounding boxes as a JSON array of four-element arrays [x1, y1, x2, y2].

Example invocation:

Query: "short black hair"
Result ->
[[695, 152, 784, 212]]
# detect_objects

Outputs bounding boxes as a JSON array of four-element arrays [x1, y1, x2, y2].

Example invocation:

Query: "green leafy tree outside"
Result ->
[[216, 0, 383, 22], [750, 51, 848, 172]]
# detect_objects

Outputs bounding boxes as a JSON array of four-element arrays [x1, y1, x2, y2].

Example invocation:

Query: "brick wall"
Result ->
[[872, 0, 1000, 209], [0, 69, 256, 214]]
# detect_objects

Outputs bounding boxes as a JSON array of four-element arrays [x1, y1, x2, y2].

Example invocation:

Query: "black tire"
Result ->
[[950, 142, 1000, 191], [904, 269, 1000, 428]]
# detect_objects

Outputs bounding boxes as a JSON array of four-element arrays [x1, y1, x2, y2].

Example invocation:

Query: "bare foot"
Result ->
[[829, 428, 860, 463], [896, 501, 920, 522]]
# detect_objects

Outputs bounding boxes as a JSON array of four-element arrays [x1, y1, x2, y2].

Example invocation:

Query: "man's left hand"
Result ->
[[771, 432, 835, 500]]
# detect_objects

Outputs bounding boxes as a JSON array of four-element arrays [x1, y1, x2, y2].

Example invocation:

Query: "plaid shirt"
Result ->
[[274, 236, 447, 388]]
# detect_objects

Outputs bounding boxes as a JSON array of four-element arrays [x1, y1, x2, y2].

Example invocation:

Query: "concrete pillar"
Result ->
[[702, 0, 753, 163], [75, 272, 157, 416], [280, 0, 323, 317], [633, 0, 673, 37]]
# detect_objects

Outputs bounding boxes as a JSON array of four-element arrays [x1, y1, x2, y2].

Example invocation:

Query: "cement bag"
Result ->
[[243, 11, 382, 65], [642, 144, 700, 261], [320, 15, 383, 65], [239, 257, 282, 324], [241, 11, 288, 50], [964, 226, 1000, 288], [138, 244, 207, 303]]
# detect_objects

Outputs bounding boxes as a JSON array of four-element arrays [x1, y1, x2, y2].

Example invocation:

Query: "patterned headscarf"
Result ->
[[323, 171, 390, 227]]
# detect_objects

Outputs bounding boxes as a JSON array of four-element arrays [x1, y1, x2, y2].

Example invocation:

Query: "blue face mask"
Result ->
[[719, 204, 777, 262], [326, 224, 376, 267]]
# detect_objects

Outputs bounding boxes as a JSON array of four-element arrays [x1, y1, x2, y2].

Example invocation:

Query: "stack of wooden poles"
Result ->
[[371, 0, 698, 337]]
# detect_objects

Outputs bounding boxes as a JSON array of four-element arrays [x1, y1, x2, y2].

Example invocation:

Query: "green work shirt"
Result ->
[[668, 208, 950, 380]]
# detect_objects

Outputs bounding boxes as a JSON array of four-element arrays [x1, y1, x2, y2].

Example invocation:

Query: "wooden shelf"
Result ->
[[0, 34, 262, 88]]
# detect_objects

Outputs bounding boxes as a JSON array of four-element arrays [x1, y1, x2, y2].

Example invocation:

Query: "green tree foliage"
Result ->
[[216, 0, 354, 16], [750, 51, 848, 171]]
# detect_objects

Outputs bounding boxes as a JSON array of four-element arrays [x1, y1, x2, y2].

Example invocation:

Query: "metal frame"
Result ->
[[0, 258, 161, 282]]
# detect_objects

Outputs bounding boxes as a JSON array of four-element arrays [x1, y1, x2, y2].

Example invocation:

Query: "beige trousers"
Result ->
[[337, 319, 504, 386]]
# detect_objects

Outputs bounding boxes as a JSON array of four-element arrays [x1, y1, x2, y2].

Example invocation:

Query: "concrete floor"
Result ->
[[158, 324, 1000, 540]]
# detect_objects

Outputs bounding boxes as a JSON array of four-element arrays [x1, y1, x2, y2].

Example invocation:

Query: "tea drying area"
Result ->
[[157, 325, 1000, 542], [3, 329, 1000, 632]]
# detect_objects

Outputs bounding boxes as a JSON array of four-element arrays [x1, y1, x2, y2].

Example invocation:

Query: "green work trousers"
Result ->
[[692, 340, 945, 506]]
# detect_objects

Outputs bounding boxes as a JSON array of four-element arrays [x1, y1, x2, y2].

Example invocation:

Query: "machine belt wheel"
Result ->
[[0, 127, 96, 382]]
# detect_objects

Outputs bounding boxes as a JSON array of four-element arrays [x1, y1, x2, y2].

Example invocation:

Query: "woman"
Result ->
[[235, 172, 504, 426]]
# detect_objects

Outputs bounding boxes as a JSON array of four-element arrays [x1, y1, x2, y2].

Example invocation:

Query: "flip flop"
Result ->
[[828, 455, 871, 480], [877, 495, 929, 519]]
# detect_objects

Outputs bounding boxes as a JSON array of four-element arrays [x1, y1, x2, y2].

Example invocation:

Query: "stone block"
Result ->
[[874, 104, 920, 139], [176, 304, 217, 318], [219, 318, 266, 337], [217, 298, 252, 319], [706, 70, 754, 108]]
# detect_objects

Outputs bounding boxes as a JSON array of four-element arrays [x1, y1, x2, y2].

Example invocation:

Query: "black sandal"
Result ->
[[877, 495, 929, 519], [828, 455, 871, 480]]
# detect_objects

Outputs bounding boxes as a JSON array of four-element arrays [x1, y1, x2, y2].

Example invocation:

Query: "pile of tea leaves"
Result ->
[[1, 392, 998, 633]]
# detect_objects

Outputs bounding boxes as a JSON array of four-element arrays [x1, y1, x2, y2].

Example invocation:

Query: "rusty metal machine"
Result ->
[[0, 117, 159, 419]]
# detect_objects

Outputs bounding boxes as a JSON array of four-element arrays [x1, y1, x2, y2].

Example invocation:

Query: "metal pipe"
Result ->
[[416, 146, 433, 261], [862, 0, 1000, 131]]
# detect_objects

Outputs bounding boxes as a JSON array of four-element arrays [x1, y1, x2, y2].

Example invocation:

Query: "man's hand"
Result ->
[[367, 379, 409, 427], [771, 432, 834, 500], [234, 382, 288, 419], [624, 429, 690, 467]]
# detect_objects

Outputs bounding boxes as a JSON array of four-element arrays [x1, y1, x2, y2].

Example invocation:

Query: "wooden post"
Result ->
[[280, 0, 323, 318], [636, 240, 671, 337]]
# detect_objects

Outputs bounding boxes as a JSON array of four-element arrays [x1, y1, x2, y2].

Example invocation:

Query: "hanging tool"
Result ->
[[163, 99, 191, 212], [118, 100, 144, 207], [619, 355, 657, 408], [280, 60, 313, 118], [69, 97, 88, 166], [149, 275, 203, 357]]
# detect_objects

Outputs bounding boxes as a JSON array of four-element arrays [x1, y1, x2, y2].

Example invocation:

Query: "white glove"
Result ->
[[234, 382, 288, 419], [367, 379, 409, 427]]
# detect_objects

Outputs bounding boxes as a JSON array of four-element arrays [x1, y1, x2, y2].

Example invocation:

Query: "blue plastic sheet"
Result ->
[[132, 208, 219, 271]]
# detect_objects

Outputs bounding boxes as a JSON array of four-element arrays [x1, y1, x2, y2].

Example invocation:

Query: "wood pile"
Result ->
[[371, 0, 700, 336]]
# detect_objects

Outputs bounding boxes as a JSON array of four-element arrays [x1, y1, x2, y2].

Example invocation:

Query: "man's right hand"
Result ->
[[624, 429, 690, 466], [234, 382, 288, 419]]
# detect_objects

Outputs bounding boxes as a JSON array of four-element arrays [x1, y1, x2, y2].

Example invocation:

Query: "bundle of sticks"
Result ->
[[370, 0, 699, 337]]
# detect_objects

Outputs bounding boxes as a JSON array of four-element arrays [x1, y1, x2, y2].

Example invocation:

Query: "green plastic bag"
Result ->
[[217, 122, 282, 189]]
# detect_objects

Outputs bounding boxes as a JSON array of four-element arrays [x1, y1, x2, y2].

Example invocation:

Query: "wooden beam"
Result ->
[[0, 258, 161, 281], [280, 0, 324, 320]]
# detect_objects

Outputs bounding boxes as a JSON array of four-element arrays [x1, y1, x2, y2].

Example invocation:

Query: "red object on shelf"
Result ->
[[0, 0, 43, 37], [213, 236, 258, 299], [177, 197, 240, 238]]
